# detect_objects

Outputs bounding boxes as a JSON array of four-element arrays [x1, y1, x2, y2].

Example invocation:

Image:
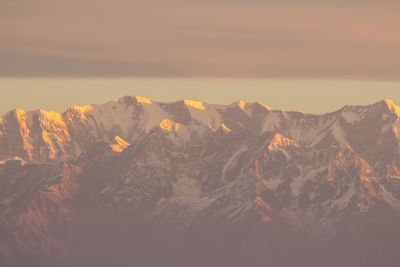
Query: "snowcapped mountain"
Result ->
[[0, 96, 400, 266], [0, 96, 399, 166]]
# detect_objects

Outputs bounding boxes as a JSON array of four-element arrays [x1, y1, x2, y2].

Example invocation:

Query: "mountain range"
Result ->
[[1, 96, 400, 266]]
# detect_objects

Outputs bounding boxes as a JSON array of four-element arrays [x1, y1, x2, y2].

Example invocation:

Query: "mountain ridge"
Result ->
[[1, 96, 400, 266], [0, 96, 398, 164]]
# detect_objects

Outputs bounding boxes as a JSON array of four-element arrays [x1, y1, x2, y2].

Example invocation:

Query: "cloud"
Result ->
[[0, 50, 184, 77], [0, 0, 399, 79]]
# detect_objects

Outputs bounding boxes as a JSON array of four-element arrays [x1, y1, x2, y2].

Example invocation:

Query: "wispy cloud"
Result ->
[[1, 0, 399, 79]]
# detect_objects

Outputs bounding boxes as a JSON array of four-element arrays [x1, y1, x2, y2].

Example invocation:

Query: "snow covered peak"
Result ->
[[1, 96, 399, 165]]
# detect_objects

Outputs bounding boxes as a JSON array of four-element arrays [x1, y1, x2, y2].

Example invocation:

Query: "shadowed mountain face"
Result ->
[[1, 96, 400, 267]]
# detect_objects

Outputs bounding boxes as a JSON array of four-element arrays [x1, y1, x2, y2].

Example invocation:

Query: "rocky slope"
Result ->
[[0, 97, 400, 266]]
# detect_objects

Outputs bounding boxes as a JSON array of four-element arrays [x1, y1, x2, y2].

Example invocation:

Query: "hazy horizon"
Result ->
[[0, 78, 399, 116]]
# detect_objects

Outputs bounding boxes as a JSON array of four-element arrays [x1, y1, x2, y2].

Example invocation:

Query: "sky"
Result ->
[[0, 78, 399, 115], [0, 1, 399, 113], [1, 0, 399, 79]]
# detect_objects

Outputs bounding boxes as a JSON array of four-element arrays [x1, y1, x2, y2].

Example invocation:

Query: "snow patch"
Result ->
[[381, 123, 392, 134], [221, 123, 231, 133], [257, 102, 271, 110], [394, 127, 399, 138], [268, 133, 299, 150], [290, 167, 324, 197], [331, 122, 348, 147], [238, 101, 246, 111], [186, 103, 222, 128], [381, 186, 400, 211], [141, 102, 170, 132], [156, 177, 216, 216], [384, 99, 400, 117], [330, 183, 356, 209], [135, 96, 152, 104], [84, 101, 136, 138], [68, 105, 94, 122], [341, 111, 360, 124], [382, 113, 389, 120], [221, 146, 247, 181], [101, 186, 111, 194], [110, 136, 130, 152], [262, 112, 281, 132], [160, 119, 180, 132], [184, 99, 205, 110], [264, 176, 284, 191]]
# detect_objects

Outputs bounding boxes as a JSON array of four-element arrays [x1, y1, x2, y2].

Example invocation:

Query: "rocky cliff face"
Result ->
[[1, 97, 400, 266]]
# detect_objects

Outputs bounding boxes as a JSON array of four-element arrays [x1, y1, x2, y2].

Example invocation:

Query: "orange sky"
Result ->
[[1, 0, 399, 79]]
